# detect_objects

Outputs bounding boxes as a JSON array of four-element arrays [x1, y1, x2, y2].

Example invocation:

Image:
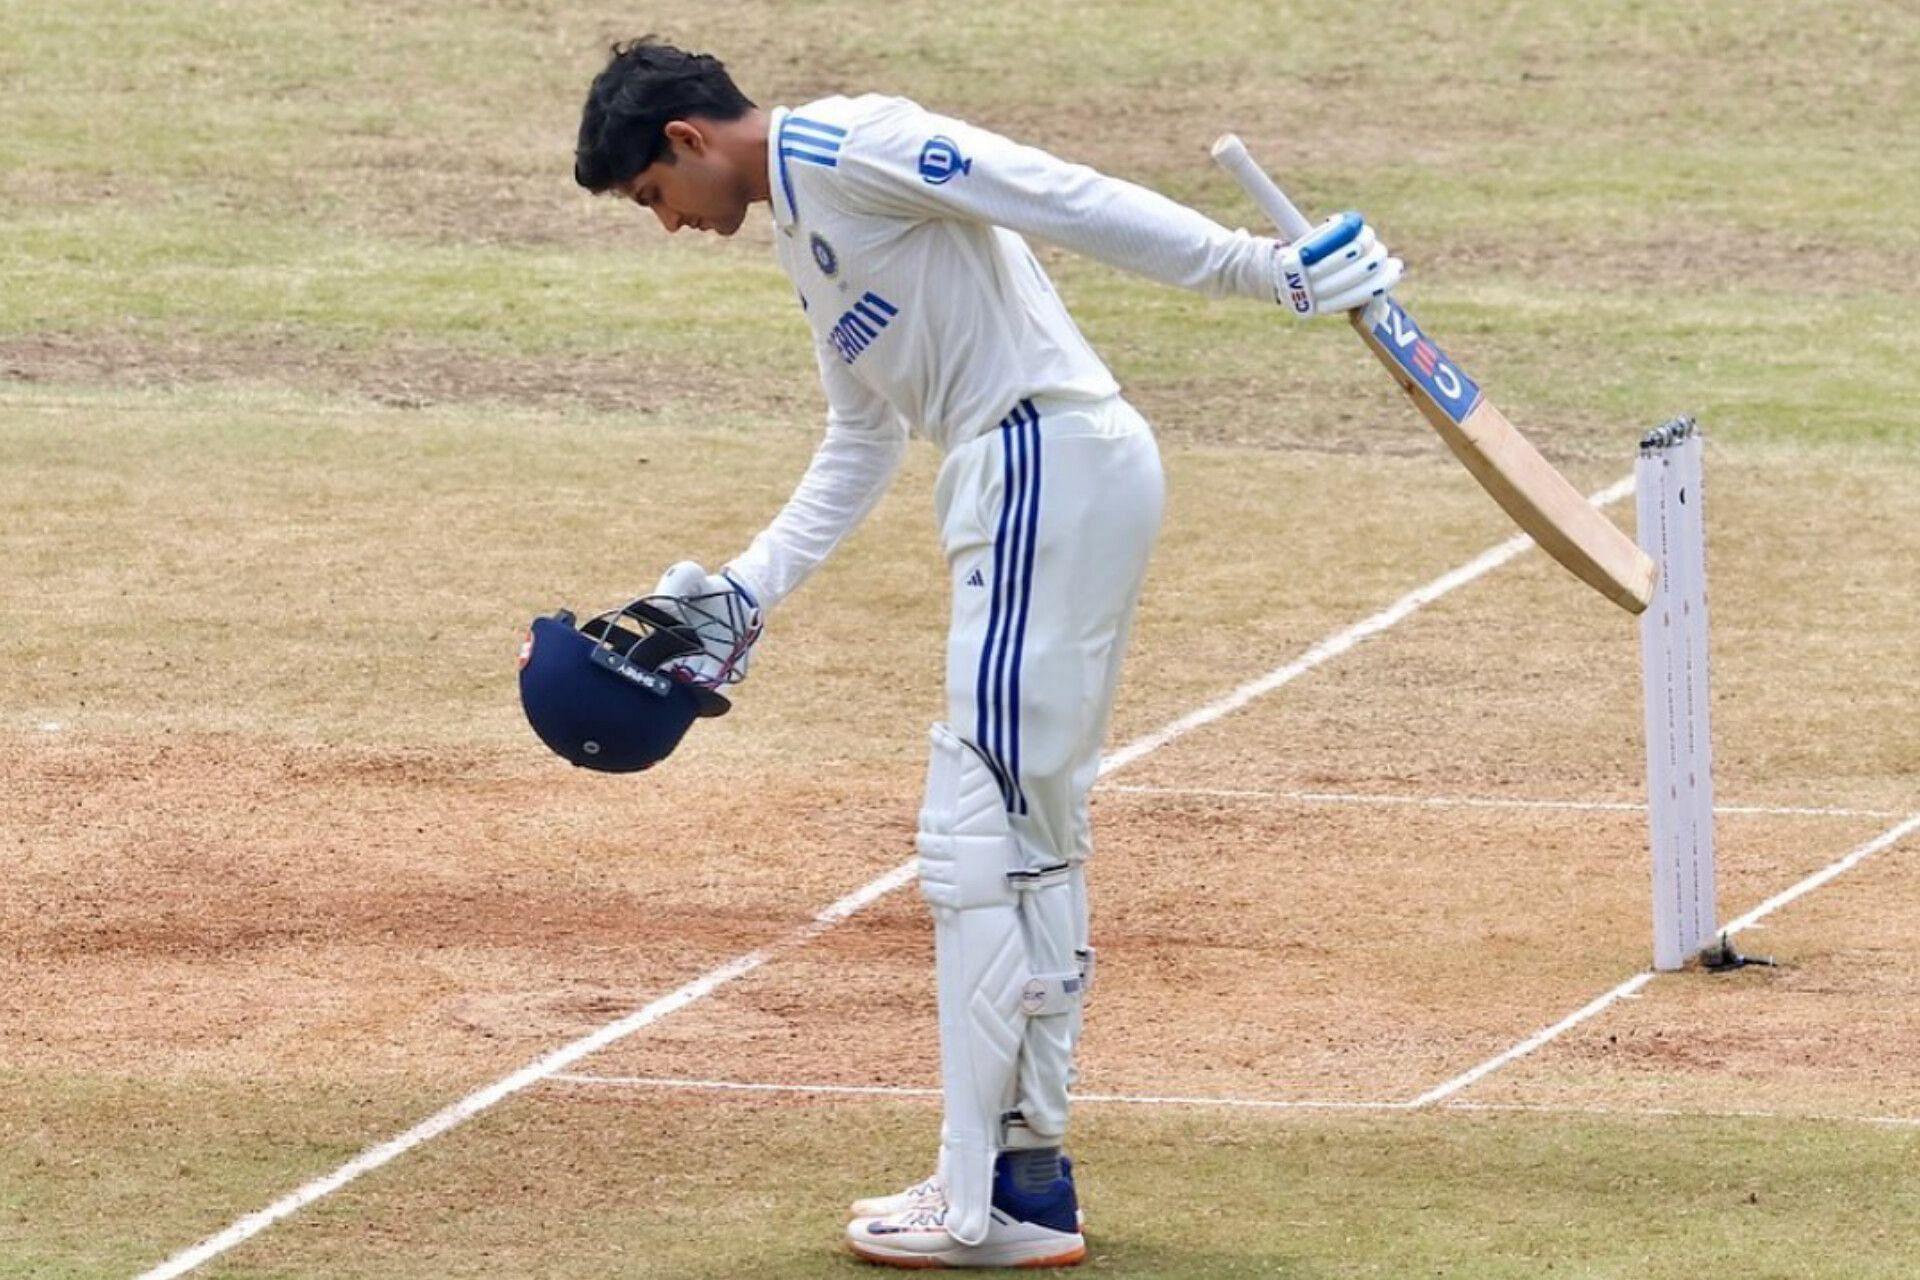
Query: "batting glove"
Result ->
[[1273, 212, 1405, 318], [649, 560, 763, 687]]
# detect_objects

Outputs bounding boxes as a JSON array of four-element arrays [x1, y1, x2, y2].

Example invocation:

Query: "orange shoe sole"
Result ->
[[847, 1240, 1086, 1269]]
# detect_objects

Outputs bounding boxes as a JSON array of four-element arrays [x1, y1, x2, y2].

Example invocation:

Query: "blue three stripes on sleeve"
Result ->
[[975, 400, 1043, 814], [776, 116, 847, 219]]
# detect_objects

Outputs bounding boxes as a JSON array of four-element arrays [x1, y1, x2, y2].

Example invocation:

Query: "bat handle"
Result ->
[[1210, 133, 1314, 242]]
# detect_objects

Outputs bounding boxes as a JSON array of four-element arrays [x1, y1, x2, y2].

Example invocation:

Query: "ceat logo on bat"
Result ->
[[1367, 297, 1482, 425]]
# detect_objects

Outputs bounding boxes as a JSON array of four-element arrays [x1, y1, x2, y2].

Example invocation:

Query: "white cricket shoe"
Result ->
[[846, 1203, 1086, 1270], [849, 1162, 1085, 1229], [846, 1156, 1085, 1269], [849, 1173, 944, 1220]]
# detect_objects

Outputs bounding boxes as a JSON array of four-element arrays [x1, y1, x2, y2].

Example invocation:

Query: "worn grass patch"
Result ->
[[153, 1091, 1920, 1278], [0, 1074, 435, 1280], [4, 0, 1914, 452]]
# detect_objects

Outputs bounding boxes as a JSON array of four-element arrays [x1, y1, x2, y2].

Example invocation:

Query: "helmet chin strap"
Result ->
[[580, 602, 734, 718], [581, 605, 701, 669]]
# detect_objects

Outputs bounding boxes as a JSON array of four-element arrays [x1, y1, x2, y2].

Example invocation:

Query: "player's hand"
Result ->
[[1272, 212, 1404, 318], [648, 560, 763, 687]]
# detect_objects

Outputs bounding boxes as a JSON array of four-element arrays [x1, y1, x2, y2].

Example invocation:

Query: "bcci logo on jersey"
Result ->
[[809, 232, 838, 277], [918, 136, 972, 185]]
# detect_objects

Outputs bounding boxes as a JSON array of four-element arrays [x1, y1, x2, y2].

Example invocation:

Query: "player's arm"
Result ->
[[721, 342, 909, 612], [833, 99, 1399, 312]]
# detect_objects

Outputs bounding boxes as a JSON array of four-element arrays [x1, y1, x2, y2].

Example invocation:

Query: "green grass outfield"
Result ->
[[7, 1080, 1916, 1278], [4, 0, 1915, 453]]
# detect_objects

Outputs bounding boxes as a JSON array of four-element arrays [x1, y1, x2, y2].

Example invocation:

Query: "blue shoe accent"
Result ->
[[990, 1152, 1079, 1236]]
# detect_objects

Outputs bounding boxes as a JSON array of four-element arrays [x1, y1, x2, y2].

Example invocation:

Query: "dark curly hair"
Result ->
[[575, 37, 757, 192]]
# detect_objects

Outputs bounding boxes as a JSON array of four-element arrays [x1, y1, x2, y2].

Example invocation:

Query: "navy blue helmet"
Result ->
[[518, 598, 739, 773]]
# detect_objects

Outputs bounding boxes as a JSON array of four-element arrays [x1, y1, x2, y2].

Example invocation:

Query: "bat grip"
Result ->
[[1210, 133, 1314, 242]]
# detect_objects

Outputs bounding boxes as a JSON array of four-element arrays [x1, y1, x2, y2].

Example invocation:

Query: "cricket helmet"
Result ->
[[517, 598, 735, 773]]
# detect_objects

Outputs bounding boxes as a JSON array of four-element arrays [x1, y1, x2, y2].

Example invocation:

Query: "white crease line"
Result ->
[[1100, 471, 1634, 776], [1409, 972, 1659, 1108], [553, 1074, 943, 1099], [136, 478, 1633, 1278], [547, 1074, 1920, 1130], [134, 864, 916, 1280], [548, 1074, 1405, 1112], [1721, 812, 1920, 938], [1446, 1101, 1920, 1129], [1100, 784, 1895, 820], [1068, 1090, 1400, 1112], [133, 953, 763, 1280], [1409, 809, 1920, 1109]]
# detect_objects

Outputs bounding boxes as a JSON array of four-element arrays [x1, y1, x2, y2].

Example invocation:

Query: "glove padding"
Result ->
[[1272, 212, 1405, 318], [648, 560, 763, 688]]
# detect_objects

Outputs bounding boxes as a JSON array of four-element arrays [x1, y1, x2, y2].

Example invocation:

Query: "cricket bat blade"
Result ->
[[1212, 134, 1656, 614]]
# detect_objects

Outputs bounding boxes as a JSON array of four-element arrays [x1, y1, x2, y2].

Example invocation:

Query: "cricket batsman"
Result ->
[[568, 37, 1402, 1268]]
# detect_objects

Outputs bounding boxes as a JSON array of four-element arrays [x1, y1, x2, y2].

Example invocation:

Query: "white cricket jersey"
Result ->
[[726, 94, 1282, 609]]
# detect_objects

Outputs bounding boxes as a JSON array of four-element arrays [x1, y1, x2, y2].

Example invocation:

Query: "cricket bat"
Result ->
[[1211, 134, 1656, 614]]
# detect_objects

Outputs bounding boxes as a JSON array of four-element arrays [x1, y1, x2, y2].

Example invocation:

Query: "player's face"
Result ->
[[618, 141, 751, 237]]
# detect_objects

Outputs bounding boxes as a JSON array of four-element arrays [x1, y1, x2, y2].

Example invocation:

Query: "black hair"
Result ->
[[575, 37, 756, 192]]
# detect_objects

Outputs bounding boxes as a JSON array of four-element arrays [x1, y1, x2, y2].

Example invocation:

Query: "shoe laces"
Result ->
[[894, 1200, 950, 1230]]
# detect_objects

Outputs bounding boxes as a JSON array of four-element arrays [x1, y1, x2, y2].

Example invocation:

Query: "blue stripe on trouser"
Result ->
[[974, 400, 1040, 813], [974, 414, 1014, 807], [990, 409, 1028, 807], [1008, 404, 1042, 815]]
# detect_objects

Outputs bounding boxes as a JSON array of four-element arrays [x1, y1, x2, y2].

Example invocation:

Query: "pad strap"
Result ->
[[1009, 863, 1085, 1018]]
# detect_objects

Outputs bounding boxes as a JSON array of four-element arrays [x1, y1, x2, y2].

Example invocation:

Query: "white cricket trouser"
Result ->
[[931, 391, 1164, 1142]]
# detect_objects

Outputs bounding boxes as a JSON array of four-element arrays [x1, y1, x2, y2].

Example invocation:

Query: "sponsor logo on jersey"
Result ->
[[1366, 297, 1482, 424], [965, 568, 986, 587], [810, 232, 838, 277], [917, 135, 972, 185], [827, 292, 900, 365]]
